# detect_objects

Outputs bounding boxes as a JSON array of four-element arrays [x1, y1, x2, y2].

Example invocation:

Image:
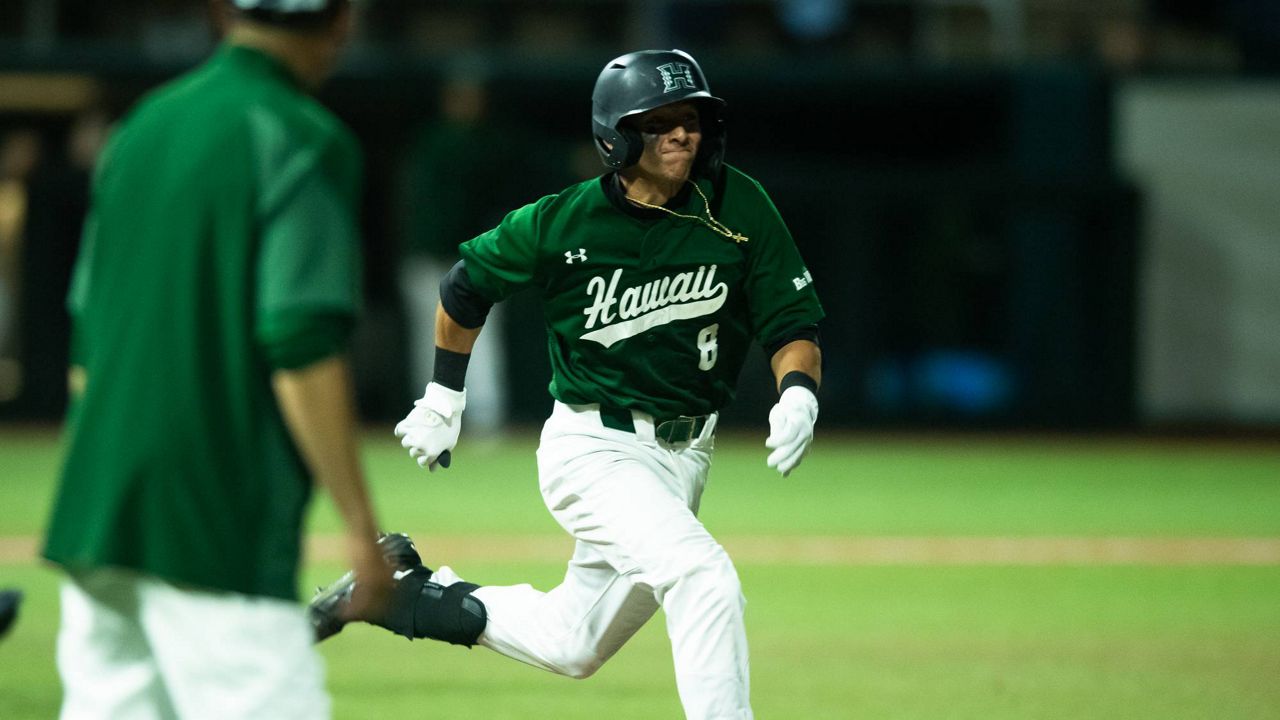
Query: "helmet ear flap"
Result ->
[[592, 121, 628, 169], [592, 120, 645, 170], [618, 126, 644, 168]]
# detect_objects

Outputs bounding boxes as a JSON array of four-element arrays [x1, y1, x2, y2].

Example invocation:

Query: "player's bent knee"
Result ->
[[552, 654, 604, 680], [372, 568, 487, 647]]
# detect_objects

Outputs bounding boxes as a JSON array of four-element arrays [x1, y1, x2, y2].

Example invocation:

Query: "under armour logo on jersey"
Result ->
[[565, 249, 588, 264], [657, 63, 696, 92]]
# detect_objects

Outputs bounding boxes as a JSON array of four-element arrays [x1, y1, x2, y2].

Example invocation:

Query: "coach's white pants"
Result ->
[[461, 401, 751, 719], [56, 568, 328, 720]]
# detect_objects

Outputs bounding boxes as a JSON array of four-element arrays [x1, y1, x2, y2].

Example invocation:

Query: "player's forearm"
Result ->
[[272, 354, 379, 540], [769, 339, 822, 392], [435, 302, 482, 355]]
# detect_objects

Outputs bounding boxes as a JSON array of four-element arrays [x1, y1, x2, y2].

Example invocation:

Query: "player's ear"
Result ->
[[331, 1, 355, 46], [208, 0, 231, 37]]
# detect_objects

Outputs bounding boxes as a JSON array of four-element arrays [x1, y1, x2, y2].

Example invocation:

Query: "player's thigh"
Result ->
[[538, 438, 724, 589], [57, 569, 176, 720], [139, 580, 329, 720], [550, 539, 661, 639]]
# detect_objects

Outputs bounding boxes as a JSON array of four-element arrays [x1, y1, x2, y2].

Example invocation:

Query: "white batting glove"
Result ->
[[765, 386, 818, 477], [394, 382, 466, 472]]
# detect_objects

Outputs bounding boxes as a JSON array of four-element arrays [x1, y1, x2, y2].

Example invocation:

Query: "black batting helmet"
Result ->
[[591, 49, 727, 176]]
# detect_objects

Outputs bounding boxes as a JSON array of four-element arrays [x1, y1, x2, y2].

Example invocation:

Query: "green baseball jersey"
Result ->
[[43, 44, 363, 601], [460, 165, 823, 420]]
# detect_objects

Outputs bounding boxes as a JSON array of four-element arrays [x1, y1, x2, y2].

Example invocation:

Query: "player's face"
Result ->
[[631, 102, 702, 183]]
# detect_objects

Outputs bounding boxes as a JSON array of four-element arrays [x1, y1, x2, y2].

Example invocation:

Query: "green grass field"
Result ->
[[3, 427, 1279, 718]]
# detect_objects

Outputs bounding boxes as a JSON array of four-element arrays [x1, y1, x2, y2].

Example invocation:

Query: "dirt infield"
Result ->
[[6, 535, 1280, 567]]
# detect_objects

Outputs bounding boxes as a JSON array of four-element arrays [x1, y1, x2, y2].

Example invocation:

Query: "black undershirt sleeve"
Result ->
[[766, 326, 821, 396], [763, 324, 820, 360], [439, 260, 494, 330]]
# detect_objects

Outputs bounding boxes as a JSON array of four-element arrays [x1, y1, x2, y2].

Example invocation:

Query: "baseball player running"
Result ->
[[313, 49, 824, 719]]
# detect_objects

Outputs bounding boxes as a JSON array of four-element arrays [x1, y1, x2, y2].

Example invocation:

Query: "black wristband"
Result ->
[[433, 347, 470, 392], [778, 370, 818, 397]]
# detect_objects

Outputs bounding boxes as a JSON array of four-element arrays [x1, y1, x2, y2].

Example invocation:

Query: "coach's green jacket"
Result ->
[[43, 44, 363, 600]]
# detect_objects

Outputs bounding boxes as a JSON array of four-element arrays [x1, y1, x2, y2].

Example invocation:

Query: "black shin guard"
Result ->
[[374, 568, 487, 647]]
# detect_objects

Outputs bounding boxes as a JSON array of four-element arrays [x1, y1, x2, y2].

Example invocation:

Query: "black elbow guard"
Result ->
[[439, 260, 494, 330]]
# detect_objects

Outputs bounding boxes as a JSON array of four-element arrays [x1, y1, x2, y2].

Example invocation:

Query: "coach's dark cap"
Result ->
[[228, 0, 348, 27], [231, 0, 333, 12]]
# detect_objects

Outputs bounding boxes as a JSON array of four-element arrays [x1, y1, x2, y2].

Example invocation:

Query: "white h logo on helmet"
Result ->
[[657, 63, 696, 93]]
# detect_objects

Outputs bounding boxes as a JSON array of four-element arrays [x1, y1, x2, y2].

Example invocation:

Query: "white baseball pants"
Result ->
[[458, 401, 752, 719], [56, 568, 329, 720]]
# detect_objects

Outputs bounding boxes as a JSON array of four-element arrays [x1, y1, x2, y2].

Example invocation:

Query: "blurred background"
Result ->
[[0, 0, 1277, 434]]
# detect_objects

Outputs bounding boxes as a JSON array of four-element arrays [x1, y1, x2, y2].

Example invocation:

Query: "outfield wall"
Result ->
[[1118, 82, 1280, 425]]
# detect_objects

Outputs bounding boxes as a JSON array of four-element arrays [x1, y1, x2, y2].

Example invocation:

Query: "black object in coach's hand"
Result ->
[[0, 589, 23, 639]]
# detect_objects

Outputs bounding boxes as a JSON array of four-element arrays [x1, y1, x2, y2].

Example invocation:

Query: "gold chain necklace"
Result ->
[[626, 181, 749, 244]]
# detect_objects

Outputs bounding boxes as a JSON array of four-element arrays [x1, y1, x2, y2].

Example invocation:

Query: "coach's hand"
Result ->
[[394, 382, 466, 472], [344, 533, 394, 622], [765, 386, 818, 477]]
